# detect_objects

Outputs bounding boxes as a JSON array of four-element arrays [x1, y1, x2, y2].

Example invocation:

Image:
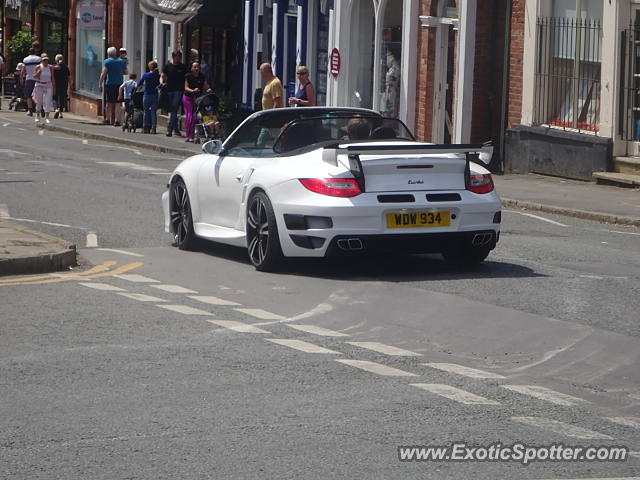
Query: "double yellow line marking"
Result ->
[[0, 261, 143, 287]]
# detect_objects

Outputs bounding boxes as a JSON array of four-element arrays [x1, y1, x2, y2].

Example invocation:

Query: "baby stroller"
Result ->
[[194, 93, 220, 144], [123, 84, 144, 133], [7, 77, 28, 112]]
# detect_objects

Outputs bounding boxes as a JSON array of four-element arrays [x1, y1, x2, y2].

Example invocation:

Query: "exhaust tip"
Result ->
[[337, 238, 364, 251], [472, 233, 493, 246], [348, 238, 363, 251]]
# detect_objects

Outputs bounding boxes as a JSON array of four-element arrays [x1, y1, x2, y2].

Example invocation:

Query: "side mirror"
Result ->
[[202, 139, 224, 155]]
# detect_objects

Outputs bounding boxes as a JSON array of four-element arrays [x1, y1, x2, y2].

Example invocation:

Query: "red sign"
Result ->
[[330, 48, 341, 78]]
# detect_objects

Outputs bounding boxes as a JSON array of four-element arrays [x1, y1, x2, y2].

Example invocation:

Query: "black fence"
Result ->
[[533, 17, 602, 135]]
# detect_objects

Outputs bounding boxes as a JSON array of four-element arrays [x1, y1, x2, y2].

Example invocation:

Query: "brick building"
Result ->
[[504, 1, 640, 183], [413, 0, 514, 170]]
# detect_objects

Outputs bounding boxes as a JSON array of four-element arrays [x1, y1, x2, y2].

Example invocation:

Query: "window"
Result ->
[[348, 0, 375, 109], [378, 0, 402, 118], [75, 0, 105, 98], [533, 0, 602, 133]]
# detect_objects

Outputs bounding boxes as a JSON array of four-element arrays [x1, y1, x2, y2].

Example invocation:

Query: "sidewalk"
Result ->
[[0, 108, 202, 157], [0, 218, 77, 276], [1, 108, 638, 276], [494, 174, 640, 227]]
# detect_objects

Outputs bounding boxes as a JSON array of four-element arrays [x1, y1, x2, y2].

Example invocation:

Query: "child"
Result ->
[[118, 72, 137, 125], [9, 63, 26, 111]]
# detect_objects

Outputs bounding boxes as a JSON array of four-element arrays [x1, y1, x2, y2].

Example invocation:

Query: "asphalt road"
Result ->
[[1, 112, 639, 479]]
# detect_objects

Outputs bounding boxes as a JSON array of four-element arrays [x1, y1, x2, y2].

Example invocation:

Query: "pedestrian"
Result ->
[[52, 54, 70, 119], [138, 60, 161, 134], [288, 66, 315, 107], [32, 54, 56, 124], [182, 62, 212, 142], [161, 50, 187, 137], [22, 47, 41, 116], [259, 62, 283, 110], [9, 63, 25, 111], [31, 40, 42, 55], [118, 72, 137, 126], [99, 46, 128, 125], [119, 47, 129, 81]]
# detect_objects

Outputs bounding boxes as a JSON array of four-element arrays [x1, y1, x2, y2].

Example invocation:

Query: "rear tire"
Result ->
[[246, 192, 284, 272], [170, 179, 198, 251]]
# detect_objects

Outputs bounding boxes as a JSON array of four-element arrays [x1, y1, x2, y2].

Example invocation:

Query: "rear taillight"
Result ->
[[299, 178, 362, 197], [467, 174, 494, 194]]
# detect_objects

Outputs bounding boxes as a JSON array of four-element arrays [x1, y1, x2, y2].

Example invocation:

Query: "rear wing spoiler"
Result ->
[[322, 142, 494, 166], [322, 142, 494, 193]]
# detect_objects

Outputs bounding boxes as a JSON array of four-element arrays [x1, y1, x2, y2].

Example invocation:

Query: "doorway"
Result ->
[[431, 0, 457, 143]]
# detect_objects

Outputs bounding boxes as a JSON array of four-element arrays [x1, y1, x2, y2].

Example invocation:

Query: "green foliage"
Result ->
[[7, 27, 37, 62]]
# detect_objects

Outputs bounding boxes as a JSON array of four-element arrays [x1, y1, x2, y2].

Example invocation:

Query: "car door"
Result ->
[[196, 119, 273, 229], [195, 152, 254, 229]]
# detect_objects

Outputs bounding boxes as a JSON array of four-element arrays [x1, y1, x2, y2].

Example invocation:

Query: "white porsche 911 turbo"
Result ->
[[162, 107, 501, 271]]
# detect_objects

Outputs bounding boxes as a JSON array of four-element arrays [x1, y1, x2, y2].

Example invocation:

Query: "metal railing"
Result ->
[[533, 17, 602, 134]]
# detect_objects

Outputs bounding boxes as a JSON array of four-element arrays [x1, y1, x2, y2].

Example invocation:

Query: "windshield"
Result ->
[[223, 109, 384, 157], [273, 116, 415, 154]]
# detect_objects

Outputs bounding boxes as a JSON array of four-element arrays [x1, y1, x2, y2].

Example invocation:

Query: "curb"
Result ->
[[502, 198, 640, 228], [41, 124, 197, 158], [0, 247, 77, 277]]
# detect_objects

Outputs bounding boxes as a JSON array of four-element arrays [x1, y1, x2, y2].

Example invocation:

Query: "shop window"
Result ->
[[75, 0, 105, 98], [533, 0, 602, 133], [145, 15, 154, 65], [348, 0, 375, 109], [378, 0, 402, 118]]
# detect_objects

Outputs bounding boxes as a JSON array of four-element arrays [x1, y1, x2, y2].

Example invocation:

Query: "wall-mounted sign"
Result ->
[[77, 2, 105, 30], [330, 48, 340, 78]]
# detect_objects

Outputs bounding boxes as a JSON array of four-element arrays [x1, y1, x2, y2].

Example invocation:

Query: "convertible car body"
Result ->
[[162, 107, 501, 271]]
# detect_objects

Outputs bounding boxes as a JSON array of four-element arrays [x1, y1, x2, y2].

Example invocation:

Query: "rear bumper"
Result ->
[[269, 182, 501, 258], [324, 230, 499, 256]]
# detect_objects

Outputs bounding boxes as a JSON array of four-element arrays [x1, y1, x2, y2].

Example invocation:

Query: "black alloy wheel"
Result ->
[[246, 192, 284, 271], [170, 179, 197, 250]]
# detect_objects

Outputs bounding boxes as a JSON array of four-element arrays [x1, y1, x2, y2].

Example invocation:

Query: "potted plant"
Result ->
[[7, 24, 37, 65]]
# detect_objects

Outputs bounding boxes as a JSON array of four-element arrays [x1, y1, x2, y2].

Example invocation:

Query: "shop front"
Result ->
[[239, 0, 332, 110], [35, 0, 68, 58], [183, 0, 241, 99], [328, 0, 419, 130], [2, 0, 33, 66], [74, 0, 104, 98], [506, 0, 621, 180]]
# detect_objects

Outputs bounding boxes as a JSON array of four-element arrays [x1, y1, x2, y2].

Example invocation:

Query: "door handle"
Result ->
[[235, 173, 243, 183]]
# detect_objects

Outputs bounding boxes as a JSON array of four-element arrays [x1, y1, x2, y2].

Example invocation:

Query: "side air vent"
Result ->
[[426, 193, 462, 202], [377, 194, 415, 203]]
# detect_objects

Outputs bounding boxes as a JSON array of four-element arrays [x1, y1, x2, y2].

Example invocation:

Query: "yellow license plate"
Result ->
[[386, 210, 451, 228]]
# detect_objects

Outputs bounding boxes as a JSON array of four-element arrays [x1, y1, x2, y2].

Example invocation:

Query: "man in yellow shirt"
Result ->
[[260, 63, 283, 110]]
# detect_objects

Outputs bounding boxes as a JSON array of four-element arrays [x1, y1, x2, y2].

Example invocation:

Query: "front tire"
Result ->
[[170, 179, 198, 250], [246, 192, 284, 272]]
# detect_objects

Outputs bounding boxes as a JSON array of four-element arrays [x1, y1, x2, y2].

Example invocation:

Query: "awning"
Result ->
[[139, 0, 202, 22]]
